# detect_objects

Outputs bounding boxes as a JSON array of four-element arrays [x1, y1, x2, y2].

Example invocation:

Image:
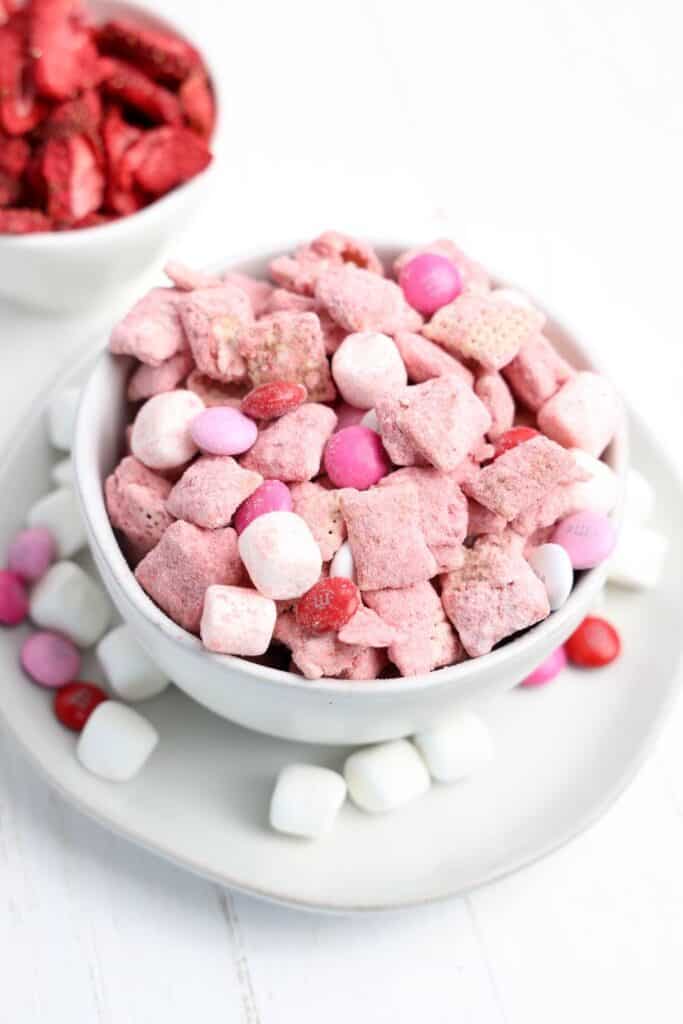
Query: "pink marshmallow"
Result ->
[[200, 585, 277, 656], [131, 390, 205, 471], [331, 331, 407, 409]]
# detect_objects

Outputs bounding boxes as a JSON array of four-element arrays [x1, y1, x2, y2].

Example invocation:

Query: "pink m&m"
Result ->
[[190, 407, 258, 456], [520, 645, 567, 688], [399, 253, 462, 316], [21, 631, 81, 688], [0, 570, 29, 626], [552, 510, 617, 570], [234, 479, 292, 534], [7, 526, 56, 583], [324, 425, 391, 490]]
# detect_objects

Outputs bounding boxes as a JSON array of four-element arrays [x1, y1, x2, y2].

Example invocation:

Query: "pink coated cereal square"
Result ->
[[240, 403, 337, 482], [135, 520, 243, 633], [502, 333, 574, 411], [380, 467, 467, 572], [393, 239, 491, 294], [110, 288, 187, 367], [424, 292, 545, 371], [274, 611, 368, 679], [364, 582, 462, 676], [392, 330, 474, 387], [238, 311, 336, 402], [337, 604, 399, 647], [185, 371, 247, 408], [441, 542, 550, 657], [200, 584, 276, 656], [167, 456, 263, 529], [269, 231, 384, 296], [474, 372, 515, 441], [289, 481, 350, 561], [463, 435, 576, 520], [537, 372, 619, 457], [340, 485, 438, 591], [105, 455, 173, 560], [509, 459, 589, 535], [127, 350, 194, 402], [466, 498, 507, 539], [344, 646, 388, 679], [179, 285, 253, 384], [263, 290, 346, 356], [221, 272, 274, 316], [314, 264, 407, 334]]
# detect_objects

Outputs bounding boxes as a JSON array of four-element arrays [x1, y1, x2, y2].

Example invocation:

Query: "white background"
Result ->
[[1, 0, 683, 1020]]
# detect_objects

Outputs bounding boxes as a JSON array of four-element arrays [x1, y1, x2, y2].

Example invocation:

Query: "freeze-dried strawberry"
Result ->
[[0, 20, 47, 135], [0, 1, 23, 27], [0, 208, 52, 233], [101, 103, 144, 214], [128, 125, 211, 196], [40, 88, 102, 143], [99, 56, 182, 124], [96, 18, 201, 84], [0, 132, 29, 177], [73, 211, 115, 228], [0, 170, 21, 206], [42, 134, 104, 224], [179, 69, 214, 138], [31, 0, 100, 100]]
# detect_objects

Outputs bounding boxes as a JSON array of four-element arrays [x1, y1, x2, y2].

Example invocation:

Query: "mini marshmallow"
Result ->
[[27, 487, 86, 558], [269, 764, 347, 838], [344, 739, 430, 813], [46, 387, 81, 452], [30, 561, 111, 647], [527, 543, 574, 611], [331, 331, 407, 409], [569, 449, 620, 515], [200, 585, 276, 656], [607, 522, 668, 589], [77, 701, 158, 782], [624, 467, 655, 525], [329, 541, 356, 581], [51, 458, 73, 487], [97, 625, 169, 702], [413, 710, 494, 783], [238, 511, 322, 600], [131, 390, 204, 470]]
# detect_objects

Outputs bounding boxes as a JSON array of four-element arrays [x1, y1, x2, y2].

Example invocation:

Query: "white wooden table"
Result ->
[[1, 1, 682, 1019]]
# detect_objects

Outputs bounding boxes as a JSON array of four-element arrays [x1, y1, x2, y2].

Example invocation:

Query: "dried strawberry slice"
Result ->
[[129, 125, 211, 196], [40, 88, 102, 142], [179, 69, 215, 138], [99, 56, 182, 125], [101, 104, 145, 214], [42, 134, 104, 224], [0, 132, 29, 177], [0, 170, 21, 206], [31, 0, 100, 100], [73, 210, 115, 228], [96, 18, 201, 84], [0, 0, 22, 27], [0, 208, 52, 233], [0, 20, 47, 135]]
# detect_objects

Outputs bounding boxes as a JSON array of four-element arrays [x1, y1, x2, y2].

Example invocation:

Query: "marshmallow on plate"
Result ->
[[269, 764, 347, 838], [607, 522, 668, 589], [46, 387, 81, 452], [51, 458, 74, 487], [27, 487, 86, 558], [238, 511, 322, 600], [131, 390, 204, 471], [344, 739, 430, 813], [331, 331, 407, 409], [200, 585, 276, 656], [30, 561, 111, 647], [624, 467, 655, 525], [413, 710, 494, 783], [97, 625, 169, 702], [77, 701, 158, 782]]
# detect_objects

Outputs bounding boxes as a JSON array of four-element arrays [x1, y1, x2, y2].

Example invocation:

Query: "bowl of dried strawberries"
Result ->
[[0, 0, 221, 312]]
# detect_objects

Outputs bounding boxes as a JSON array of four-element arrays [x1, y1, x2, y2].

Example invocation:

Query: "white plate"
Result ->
[[0, 352, 681, 913]]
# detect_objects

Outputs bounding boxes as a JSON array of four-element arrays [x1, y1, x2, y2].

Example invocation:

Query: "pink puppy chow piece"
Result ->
[[269, 230, 384, 296], [463, 435, 576, 521], [537, 372, 619, 457], [105, 456, 173, 559], [441, 542, 550, 658], [289, 481, 350, 561], [241, 403, 337, 482], [502, 333, 574, 411], [221, 272, 274, 316], [274, 611, 379, 680], [467, 498, 507, 539], [110, 288, 186, 367], [392, 330, 473, 387], [200, 585, 276, 656], [164, 261, 223, 291], [509, 465, 588, 536], [376, 376, 491, 472], [167, 456, 263, 529], [337, 604, 399, 647], [186, 371, 247, 409], [394, 239, 490, 294], [127, 351, 194, 402], [264, 290, 347, 356], [238, 311, 335, 402], [424, 292, 544, 371], [135, 520, 243, 633], [474, 372, 515, 441], [340, 485, 437, 591], [364, 582, 462, 676], [315, 265, 408, 335], [179, 285, 253, 384], [380, 467, 467, 572]]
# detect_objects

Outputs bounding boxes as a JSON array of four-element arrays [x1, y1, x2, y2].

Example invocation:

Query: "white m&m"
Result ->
[[527, 543, 574, 611], [331, 331, 406, 410]]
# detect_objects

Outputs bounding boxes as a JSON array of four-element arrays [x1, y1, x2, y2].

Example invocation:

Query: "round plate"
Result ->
[[0, 352, 681, 913]]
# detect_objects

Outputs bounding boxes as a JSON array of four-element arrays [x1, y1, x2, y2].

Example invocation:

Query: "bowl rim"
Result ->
[[0, 0, 225, 250], [74, 238, 629, 696]]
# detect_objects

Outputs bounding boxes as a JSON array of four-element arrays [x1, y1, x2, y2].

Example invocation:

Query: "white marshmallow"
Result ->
[[46, 387, 81, 452], [238, 511, 322, 600], [491, 287, 534, 310], [27, 487, 86, 558], [329, 541, 356, 581], [200, 585, 276, 656], [344, 739, 430, 813], [77, 701, 158, 782], [527, 543, 574, 611], [569, 449, 620, 515], [51, 457, 74, 487], [413, 710, 494, 783], [30, 561, 111, 647], [624, 467, 655, 525], [97, 625, 169, 702], [607, 522, 668, 589], [360, 408, 380, 433], [269, 764, 347, 839], [131, 389, 204, 471], [331, 332, 407, 410]]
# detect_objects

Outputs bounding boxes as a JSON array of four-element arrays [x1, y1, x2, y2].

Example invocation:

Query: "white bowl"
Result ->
[[0, 1, 223, 314], [74, 242, 628, 745]]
